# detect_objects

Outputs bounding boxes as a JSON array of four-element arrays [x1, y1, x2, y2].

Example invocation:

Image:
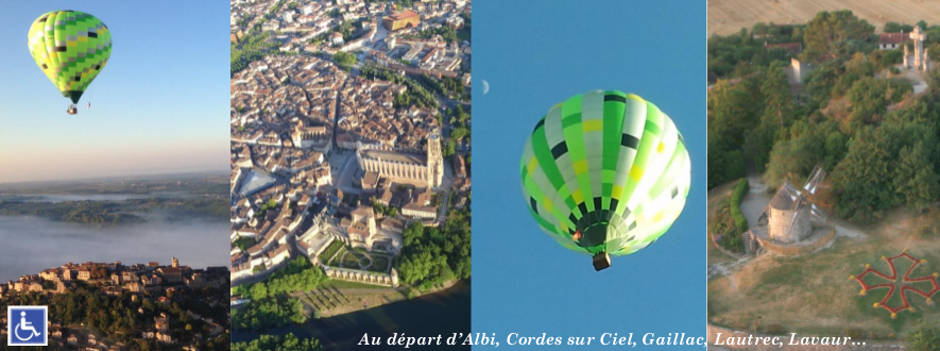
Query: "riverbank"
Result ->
[[233, 280, 471, 350]]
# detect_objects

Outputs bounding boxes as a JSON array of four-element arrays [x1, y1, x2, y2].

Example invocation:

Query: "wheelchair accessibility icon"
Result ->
[[7, 306, 47, 346]]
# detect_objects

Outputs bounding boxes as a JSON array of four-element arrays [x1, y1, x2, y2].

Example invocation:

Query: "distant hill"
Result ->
[[709, 0, 940, 35], [0, 171, 228, 194]]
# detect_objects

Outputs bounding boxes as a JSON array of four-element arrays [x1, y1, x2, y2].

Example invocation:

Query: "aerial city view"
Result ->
[[228, 0, 471, 349], [707, 1, 940, 349], [0, 2, 232, 350]]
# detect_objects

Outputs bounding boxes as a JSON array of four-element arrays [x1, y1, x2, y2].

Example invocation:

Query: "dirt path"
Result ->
[[708, 255, 752, 281], [742, 176, 772, 228]]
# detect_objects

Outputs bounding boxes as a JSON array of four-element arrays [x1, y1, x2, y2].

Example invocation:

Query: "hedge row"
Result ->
[[730, 178, 749, 233]]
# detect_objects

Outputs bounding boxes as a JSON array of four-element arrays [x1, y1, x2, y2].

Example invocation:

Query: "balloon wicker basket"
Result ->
[[593, 252, 611, 271]]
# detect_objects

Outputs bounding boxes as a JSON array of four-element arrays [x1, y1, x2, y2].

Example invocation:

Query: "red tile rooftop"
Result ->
[[879, 32, 908, 45]]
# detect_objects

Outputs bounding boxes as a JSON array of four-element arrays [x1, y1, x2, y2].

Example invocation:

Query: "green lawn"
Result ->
[[326, 246, 393, 273], [320, 239, 344, 262]]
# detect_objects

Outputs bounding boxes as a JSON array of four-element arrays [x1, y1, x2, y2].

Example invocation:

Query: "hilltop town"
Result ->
[[228, 0, 471, 330], [0, 259, 229, 350]]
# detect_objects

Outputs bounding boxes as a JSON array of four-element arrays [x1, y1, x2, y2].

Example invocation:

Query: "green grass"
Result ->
[[730, 178, 749, 232], [854, 286, 915, 334], [325, 246, 393, 273], [370, 256, 391, 272], [340, 252, 365, 268], [751, 256, 812, 291], [320, 239, 344, 261], [713, 232, 940, 339], [711, 197, 745, 254], [233, 236, 257, 251], [327, 247, 343, 266]]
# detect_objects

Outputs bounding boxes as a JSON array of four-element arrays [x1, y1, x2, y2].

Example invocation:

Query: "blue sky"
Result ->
[[471, 1, 706, 349], [0, 2, 230, 183]]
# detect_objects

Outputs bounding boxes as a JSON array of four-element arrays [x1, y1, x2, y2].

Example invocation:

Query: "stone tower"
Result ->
[[426, 131, 444, 189], [171, 257, 179, 268], [910, 26, 927, 71], [767, 182, 811, 243], [368, 215, 377, 241], [904, 43, 909, 68]]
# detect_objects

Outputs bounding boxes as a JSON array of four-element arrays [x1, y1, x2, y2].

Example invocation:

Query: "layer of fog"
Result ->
[[0, 214, 229, 282]]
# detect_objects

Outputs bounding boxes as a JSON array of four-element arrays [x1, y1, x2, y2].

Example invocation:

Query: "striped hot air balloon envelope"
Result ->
[[27, 10, 112, 114], [520, 90, 691, 271]]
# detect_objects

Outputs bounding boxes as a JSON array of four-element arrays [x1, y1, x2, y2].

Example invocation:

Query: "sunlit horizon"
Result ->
[[0, 164, 228, 185]]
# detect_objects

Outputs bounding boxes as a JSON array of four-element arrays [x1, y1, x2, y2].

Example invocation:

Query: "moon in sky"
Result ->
[[482, 80, 490, 95]]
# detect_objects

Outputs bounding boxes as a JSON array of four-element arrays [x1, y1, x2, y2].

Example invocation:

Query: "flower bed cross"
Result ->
[[851, 250, 939, 319]]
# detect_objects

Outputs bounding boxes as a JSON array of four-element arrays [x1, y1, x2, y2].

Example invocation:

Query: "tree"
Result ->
[[844, 76, 911, 131], [906, 324, 940, 351], [397, 249, 435, 285], [402, 221, 425, 247], [803, 60, 840, 110], [831, 126, 900, 221], [443, 139, 457, 157], [394, 208, 470, 290], [232, 296, 308, 330], [745, 63, 795, 172], [802, 10, 874, 62], [752, 22, 770, 37], [928, 43, 940, 61], [332, 51, 357, 70], [884, 22, 903, 33], [232, 332, 323, 350], [882, 48, 904, 66], [706, 77, 762, 188], [707, 29, 764, 79], [231, 30, 279, 75], [894, 142, 940, 209], [234, 236, 257, 251], [708, 78, 762, 150]]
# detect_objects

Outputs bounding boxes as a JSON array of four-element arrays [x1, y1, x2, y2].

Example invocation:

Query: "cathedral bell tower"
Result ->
[[427, 131, 444, 189]]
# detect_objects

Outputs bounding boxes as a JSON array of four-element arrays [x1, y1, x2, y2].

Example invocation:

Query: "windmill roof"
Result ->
[[770, 182, 802, 210]]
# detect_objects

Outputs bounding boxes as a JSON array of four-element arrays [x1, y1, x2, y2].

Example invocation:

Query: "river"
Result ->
[[232, 280, 471, 350], [0, 214, 230, 282]]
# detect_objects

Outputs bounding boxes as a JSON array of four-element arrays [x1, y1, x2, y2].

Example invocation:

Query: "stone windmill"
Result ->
[[768, 166, 827, 243]]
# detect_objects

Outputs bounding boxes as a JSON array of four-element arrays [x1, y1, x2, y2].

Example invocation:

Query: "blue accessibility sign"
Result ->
[[7, 306, 47, 346]]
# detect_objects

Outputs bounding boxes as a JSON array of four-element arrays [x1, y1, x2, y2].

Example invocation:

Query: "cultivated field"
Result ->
[[709, 0, 940, 36], [293, 282, 405, 318]]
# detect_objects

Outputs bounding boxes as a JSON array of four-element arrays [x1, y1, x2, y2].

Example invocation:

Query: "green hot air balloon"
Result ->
[[520, 90, 690, 271], [28, 10, 112, 115]]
